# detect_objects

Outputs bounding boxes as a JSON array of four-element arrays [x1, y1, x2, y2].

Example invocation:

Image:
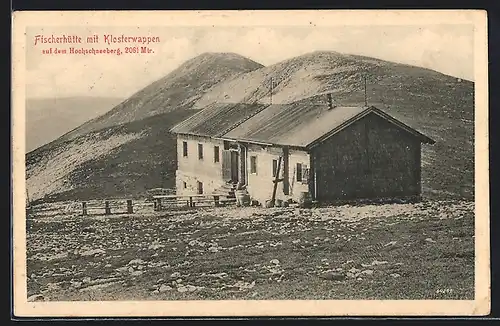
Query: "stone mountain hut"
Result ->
[[170, 95, 435, 205]]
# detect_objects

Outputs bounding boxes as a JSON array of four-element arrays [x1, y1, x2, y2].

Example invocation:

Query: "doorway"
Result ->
[[230, 151, 239, 183]]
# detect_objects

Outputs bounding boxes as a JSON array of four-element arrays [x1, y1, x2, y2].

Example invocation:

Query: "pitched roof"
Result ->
[[223, 104, 435, 147], [170, 102, 269, 137], [171, 100, 435, 147], [222, 104, 365, 147]]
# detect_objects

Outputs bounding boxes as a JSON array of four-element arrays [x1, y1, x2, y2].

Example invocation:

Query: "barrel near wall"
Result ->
[[298, 192, 312, 208], [235, 189, 250, 207]]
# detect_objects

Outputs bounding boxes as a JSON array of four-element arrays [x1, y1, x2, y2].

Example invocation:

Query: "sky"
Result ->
[[25, 24, 474, 99]]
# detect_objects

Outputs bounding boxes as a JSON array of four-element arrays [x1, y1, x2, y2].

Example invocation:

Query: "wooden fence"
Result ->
[[152, 194, 236, 211], [27, 193, 238, 218], [81, 199, 135, 216]]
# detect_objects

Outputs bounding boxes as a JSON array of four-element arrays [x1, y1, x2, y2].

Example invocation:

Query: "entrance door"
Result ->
[[230, 151, 239, 183]]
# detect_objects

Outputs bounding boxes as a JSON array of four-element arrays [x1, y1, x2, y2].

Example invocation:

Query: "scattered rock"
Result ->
[[349, 267, 361, 274], [425, 238, 436, 243], [79, 282, 119, 292], [390, 273, 401, 278], [228, 280, 255, 291], [28, 294, 44, 302], [159, 284, 173, 292], [270, 259, 280, 265], [80, 249, 105, 256], [208, 247, 219, 253], [128, 259, 145, 265], [209, 272, 228, 279], [131, 271, 143, 276], [116, 266, 129, 273], [170, 272, 181, 278], [321, 272, 345, 281], [148, 243, 165, 250], [71, 281, 83, 289], [156, 278, 164, 284], [361, 270, 374, 276]]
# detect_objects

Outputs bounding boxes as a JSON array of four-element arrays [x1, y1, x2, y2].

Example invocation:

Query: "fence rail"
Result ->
[[152, 194, 236, 211], [81, 199, 135, 216], [27, 193, 238, 217]]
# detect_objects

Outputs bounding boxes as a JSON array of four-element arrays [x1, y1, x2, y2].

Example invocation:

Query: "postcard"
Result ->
[[12, 10, 489, 317]]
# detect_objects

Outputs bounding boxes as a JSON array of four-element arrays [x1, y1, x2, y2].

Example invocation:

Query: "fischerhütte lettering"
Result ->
[[34, 34, 82, 46], [103, 34, 160, 45]]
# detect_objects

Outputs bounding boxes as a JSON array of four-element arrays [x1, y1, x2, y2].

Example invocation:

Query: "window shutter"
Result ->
[[302, 165, 310, 184]]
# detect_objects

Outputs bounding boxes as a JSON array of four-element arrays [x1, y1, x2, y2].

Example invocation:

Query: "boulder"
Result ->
[[159, 284, 173, 293], [27, 294, 44, 302], [321, 272, 345, 281]]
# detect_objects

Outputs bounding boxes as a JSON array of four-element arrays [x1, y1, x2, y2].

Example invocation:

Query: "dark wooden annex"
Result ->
[[307, 109, 435, 201]]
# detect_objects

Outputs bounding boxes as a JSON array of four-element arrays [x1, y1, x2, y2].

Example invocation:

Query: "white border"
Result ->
[[12, 10, 490, 317]]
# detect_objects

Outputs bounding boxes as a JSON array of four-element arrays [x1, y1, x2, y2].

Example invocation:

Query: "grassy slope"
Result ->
[[198, 51, 474, 199], [27, 51, 474, 202], [60, 53, 264, 141], [27, 200, 474, 300]]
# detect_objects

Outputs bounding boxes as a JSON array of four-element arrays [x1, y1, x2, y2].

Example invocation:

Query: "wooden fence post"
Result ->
[[213, 195, 220, 207], [105, 201, 111, 215], [127, 200, 133, 214], [189, 196, 193, 207], [155, 198, 162, 211], [82, 202, 87, 216]]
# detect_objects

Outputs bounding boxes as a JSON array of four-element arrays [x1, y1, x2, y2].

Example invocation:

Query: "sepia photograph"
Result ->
[[12, 10, 489, 316]]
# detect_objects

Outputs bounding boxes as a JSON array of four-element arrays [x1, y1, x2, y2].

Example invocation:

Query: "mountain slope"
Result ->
[[196, 51, 474, 198], [26, 97, 122, 152], [26, 53, 264, 202], [26, 51, 474, 203], [61, 52, 263, 141]]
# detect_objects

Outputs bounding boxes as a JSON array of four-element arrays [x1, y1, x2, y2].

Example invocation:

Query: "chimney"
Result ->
[[326, 93, 335, 110]]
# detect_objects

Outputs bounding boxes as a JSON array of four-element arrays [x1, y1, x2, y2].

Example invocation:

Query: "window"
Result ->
[[198, 143, 203, 160], [302, 167, 310, 184], [272, 159, 278, 177], [197, 181, 203, 194], [214, 146, 220, 163], [182, 141, 188, 157], [296, 163, 303, 182], [183, 181, 187, 189], [250, 156, 257, 174]]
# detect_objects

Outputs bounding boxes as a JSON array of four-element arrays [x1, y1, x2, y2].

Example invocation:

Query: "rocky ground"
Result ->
[[26, 200, 474, 301]]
